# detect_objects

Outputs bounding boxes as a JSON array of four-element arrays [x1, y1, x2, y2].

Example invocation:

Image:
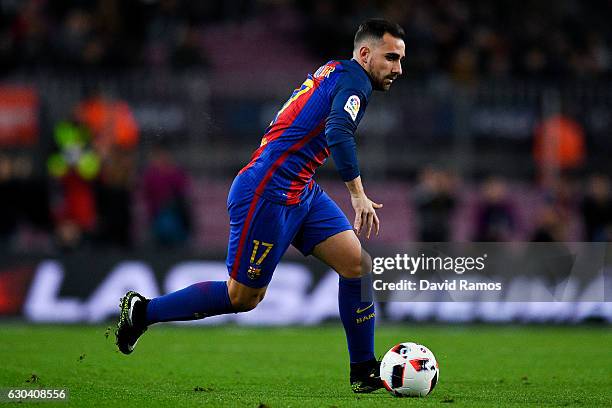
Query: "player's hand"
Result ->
[[350, 193, 383, 239]]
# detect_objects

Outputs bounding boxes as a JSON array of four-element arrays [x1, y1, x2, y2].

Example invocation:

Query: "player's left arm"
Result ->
[[326, 85, 382, 238], [344, 175, 383, 238]]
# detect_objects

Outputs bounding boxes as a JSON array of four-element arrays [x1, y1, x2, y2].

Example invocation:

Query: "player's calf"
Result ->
[[117, 280, 238, 354]]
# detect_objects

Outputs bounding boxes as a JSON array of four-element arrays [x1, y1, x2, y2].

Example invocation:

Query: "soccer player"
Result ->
[[116, 18, 405, 393]]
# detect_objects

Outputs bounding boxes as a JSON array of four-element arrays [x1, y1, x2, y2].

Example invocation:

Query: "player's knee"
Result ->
[[339, 250, 372, 279], [341, 263, 362, 279], [227, 278, 267, 313], [229, 291, 265, 313], [231, 299, 258, 312]]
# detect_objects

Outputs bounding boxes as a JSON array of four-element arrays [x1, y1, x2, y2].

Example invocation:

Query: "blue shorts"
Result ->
[[226, 174, 352, 288]]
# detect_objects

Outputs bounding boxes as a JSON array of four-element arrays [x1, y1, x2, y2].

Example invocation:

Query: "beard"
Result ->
[[370, 70, 397, 91]]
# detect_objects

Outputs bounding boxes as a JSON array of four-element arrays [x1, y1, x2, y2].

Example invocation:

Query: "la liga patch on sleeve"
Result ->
[[344, 95, 360, 121]]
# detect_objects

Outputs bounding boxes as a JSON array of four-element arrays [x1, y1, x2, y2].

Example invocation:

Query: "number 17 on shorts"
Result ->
[[246, 240, 274, 281]]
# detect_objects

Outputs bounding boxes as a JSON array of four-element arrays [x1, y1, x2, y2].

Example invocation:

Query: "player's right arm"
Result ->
[[325, 74, 382, 239]]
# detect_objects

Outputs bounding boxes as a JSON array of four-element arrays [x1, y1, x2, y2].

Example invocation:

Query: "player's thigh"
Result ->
[[226, 190, 306, 290], [292, 187, 352, 255], [292, 187, 368, 278]]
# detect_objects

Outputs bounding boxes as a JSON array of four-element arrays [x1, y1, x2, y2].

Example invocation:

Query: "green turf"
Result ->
[[0, 323, 609, 407]]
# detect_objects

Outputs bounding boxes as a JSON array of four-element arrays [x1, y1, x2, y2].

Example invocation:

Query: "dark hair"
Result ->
[[354, 18, 405, 47]]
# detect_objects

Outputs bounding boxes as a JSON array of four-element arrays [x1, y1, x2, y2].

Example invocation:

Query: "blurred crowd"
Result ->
[[1, 0, 610, 79], [0, 88, 193, 251], [413, 167, 612, 243], [0, 0, 212, 72], [1, 142, 610, 252], [0, 83, 609, 251], [302, 0, 612, 80]]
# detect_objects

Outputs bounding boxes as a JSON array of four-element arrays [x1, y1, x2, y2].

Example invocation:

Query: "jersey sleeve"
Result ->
[[325, 71, 369, 182]]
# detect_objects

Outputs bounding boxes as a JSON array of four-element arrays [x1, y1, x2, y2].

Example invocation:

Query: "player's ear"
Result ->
[[358, 45, 371, 64]]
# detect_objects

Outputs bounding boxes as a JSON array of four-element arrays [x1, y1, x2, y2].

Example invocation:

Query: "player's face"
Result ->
[[366, 33, 405, 91]]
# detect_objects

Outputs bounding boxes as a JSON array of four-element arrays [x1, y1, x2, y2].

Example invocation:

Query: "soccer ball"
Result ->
[[380, 342, 439, 397]]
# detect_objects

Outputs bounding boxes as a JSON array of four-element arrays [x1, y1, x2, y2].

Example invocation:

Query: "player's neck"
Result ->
[[351, 57, 367, 72], [351, 58, 375, 88]]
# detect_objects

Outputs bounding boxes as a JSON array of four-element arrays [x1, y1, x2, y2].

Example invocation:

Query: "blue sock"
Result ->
[[338, 275, 376, 363], [145, 281, 234, 325]]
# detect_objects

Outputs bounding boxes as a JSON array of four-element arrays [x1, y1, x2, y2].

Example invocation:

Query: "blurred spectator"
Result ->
[[413, 167, 456, 242], [0, 153, 51, 249], [450, 46, 478, 83], [47, 120, 100, 249], [581, 174, 612, 241], [533, 113, 586, 188], [7, 0, 50, 68], [142, 143, 191, 247], [530, 203, 567, 242], [525, 203, 573, 285], [0, 156, 19, 244], [540, 175, 581, 241], [55, 8, 99, 67], [94, 150, 135, 248], [74, 88, 139, 248], [0, 83, 52, 249], [531, 175, 579, 242], [474, 177, 516, 241], [75, 88, 139, 154], [171, 24, 208, 70], [547, 175, 579, 217]]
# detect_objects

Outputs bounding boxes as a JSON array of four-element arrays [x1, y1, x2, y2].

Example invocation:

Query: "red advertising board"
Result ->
[[0, 86, 39, 146]]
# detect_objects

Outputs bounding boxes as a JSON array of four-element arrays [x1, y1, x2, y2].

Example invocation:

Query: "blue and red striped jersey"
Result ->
[[238, 59, 373, 205]]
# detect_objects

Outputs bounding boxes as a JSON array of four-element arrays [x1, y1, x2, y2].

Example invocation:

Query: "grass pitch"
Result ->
[[0, 323, 610, 407]]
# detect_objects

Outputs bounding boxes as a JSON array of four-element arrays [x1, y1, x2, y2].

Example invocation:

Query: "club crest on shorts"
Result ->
[[344, 95, 360, 121], [247, 266, 262, 280]]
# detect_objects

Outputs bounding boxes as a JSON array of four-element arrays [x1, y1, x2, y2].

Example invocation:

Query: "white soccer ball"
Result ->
[[380, 342, 439, 397]]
